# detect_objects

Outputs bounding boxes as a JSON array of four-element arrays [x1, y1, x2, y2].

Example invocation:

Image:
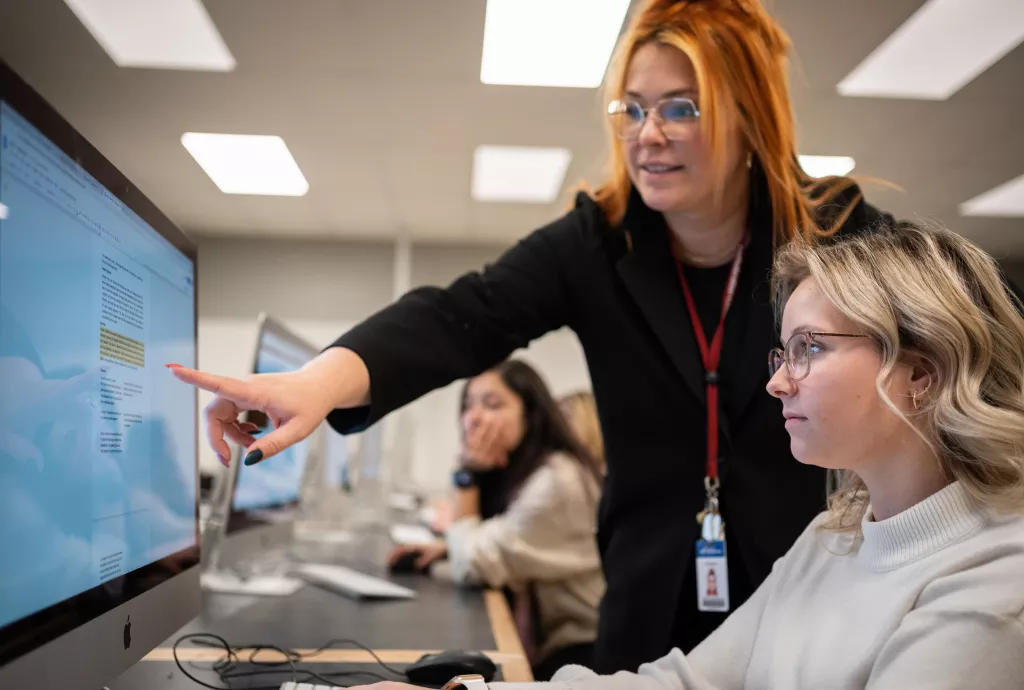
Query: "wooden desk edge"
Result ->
[[484, 589, 534, 682], [145, 588, 534, 683], [144, 648, 523, 664]]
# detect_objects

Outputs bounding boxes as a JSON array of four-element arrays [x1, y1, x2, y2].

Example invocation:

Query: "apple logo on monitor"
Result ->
[[123, 616, 132, 650]]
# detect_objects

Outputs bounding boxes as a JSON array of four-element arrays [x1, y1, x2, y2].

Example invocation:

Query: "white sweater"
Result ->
[[446, 453, 605, 660], [495, 482, 1024, 690]]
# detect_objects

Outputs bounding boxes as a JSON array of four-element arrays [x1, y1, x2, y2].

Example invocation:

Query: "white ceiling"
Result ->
[[1, 0, 1022, 255]]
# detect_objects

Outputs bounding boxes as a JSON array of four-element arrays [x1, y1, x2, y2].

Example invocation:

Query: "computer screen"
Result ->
[[321, 419, 349, 491], [229, 317, 317, 517], [0, 61, 199, 687]]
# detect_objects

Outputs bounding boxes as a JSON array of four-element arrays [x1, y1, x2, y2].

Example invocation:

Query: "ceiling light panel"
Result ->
[[798, 155, 856, 178], [181, 133, 309, 196], [960, 174, 1024, 217], [64, 0, 235, 71], [837, 0, 1024, 100], [472, 145, 572, 203], [480, 0, 631, 88]]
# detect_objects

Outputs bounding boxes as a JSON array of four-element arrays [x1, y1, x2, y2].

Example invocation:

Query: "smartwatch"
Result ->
[[441, 675, 489, 690], [452, 468, 478, 489]]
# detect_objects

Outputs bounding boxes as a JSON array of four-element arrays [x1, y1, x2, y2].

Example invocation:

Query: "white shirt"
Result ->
[[446, 453, 605, 660], [496, 482, 1024, 689]]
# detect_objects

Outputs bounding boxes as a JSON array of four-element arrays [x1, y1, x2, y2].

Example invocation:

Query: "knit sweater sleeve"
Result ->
[[866, 606, 1024, 688], [490, 549, 788, 690]]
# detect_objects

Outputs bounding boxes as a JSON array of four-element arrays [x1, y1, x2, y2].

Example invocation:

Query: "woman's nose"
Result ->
[[637, 114, 668, 147], [463, 408, 482, 431], [766, 366, 795, 398]]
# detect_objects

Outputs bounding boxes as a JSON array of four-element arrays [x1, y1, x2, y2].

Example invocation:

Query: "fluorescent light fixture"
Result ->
[[480, 0, 631, 88], [63, 0, 235, 71], [798, 155, 856, 178], [837, 0, 1024, 100], [181, 133, 309, 196], [960, 174, 1024, 217], [472, 145, 572, 203]]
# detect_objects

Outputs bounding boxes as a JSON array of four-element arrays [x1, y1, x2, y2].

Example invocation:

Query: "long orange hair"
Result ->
[[589, 0, 857, 245]]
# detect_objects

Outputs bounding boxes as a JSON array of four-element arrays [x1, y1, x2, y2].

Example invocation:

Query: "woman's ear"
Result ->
[[908, 353, 936, 391], [904, 353, 937, 409]]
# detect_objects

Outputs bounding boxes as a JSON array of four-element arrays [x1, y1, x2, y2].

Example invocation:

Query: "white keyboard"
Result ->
[[279, 683, 340, 690], [293, 563, 417, 600], [200, 571, 304, 597], [390, 522, 437, 545]]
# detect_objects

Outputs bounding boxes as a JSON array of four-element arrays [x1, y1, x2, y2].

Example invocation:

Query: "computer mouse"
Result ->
[[405, 649, 497, 685], [388, 551, 425, 574]]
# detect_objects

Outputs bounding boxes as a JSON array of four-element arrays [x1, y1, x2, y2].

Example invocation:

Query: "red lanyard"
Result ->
[[674, 234, 749, 482]]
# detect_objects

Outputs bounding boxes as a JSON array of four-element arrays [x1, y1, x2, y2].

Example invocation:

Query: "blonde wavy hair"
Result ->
[[588, 0, 857, 243], [773, 221, 1024, 530], [559, 391, 606, 474]]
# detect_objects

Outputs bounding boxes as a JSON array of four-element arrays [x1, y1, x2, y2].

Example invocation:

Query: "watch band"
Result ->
[[453, 468, 478, 489], [441, 674, 489, 689]]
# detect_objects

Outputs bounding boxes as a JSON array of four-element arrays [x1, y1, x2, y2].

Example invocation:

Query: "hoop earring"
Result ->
[[911, 390, 920, 411]]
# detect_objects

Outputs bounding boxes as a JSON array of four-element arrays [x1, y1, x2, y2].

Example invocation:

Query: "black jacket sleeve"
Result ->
[[326, 198, 595, 434]]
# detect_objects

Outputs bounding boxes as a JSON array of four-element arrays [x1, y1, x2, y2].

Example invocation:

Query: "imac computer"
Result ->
[[202, 314, 322, 576], [295, 409, 350, 527], [0, 60, 200, 687]]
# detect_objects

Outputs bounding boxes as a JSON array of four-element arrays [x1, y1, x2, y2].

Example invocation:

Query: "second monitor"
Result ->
[[204, 314, 323, 571]]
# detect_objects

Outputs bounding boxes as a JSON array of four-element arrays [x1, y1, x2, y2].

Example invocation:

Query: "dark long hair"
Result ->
[[460, 359, 602, 518]]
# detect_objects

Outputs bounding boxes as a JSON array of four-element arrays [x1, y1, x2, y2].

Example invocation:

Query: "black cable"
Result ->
[[214, 666, 389, 685], [173, 632, 408, 689], [172, 633, 272, 690], [304, 637, 408, 677]]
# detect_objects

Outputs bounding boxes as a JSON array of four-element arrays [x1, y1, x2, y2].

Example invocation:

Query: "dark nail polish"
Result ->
[[243, 449, 264, 466]]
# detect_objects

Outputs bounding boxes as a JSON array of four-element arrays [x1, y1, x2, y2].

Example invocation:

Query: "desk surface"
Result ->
[[107, 531, 531, 688], [110, 660, 507, 689]]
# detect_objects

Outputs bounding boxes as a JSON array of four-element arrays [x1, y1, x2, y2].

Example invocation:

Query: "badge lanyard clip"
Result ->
[[696, 475, 723, 543]]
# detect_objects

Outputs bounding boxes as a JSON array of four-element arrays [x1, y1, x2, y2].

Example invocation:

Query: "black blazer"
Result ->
[[328, 179, 890, 672]]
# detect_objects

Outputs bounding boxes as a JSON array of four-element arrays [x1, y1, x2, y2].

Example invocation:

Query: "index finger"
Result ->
[[167, 365, 260, 406]]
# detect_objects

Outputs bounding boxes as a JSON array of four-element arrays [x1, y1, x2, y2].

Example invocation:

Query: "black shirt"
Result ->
[[678, 262, 732, 342], [673, 261, 755, 652]]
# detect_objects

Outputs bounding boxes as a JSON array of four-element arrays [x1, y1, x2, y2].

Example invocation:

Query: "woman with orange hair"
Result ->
[[171, 0, 891, 672]]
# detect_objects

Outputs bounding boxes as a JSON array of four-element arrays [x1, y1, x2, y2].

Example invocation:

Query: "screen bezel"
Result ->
[[0, 58, 200, 668], [224, 314, 319, 534]]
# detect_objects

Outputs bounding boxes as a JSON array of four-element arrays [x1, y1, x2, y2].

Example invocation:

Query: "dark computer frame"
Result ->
[[0, 58, 200, 678]]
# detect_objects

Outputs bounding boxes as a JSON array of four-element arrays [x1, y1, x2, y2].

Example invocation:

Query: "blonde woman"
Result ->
[[351, 223, 1024, 689], [559, 392, 605, 474]]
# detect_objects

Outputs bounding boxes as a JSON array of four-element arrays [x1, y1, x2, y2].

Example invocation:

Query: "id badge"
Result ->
[[696, 538, 730, 613]]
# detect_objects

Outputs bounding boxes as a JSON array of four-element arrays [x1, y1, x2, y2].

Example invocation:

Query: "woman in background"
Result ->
[[559, 392, 605, 475], [387, 360, 605, 680]]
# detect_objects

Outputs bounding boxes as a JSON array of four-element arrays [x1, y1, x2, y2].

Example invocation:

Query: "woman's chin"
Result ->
[[789, 439, 814, 466], [636, 187, 697, 216], [789, 440, 843, 470]]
